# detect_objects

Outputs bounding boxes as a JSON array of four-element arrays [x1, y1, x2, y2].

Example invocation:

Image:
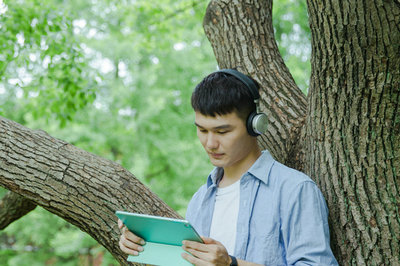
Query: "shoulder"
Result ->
[[268, 161, 326, 204], [189, 183, 208, 204], [269, 162, 329, 215], [253, 150, 311, 187], [270, 161, 313, 186]]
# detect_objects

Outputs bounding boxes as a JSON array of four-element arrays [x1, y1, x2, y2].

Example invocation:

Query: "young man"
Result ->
[[119, 69, 338, 265]]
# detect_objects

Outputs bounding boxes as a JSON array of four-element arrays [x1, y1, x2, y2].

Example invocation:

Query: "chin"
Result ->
[[209, 158, 226, 167], [210, 159, 231, 168], [211, 162, 225, 168]]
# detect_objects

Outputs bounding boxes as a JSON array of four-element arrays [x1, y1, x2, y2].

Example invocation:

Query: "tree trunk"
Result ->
[[306, 1, 400, 264], [0, 116, 179, 265], [1, 0, 399, 265], [203, 0, 308, 171], [203, 0, 400, 265]]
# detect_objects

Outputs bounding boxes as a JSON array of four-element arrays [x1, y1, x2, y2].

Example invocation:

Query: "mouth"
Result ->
[[209, 152, 224, 159]]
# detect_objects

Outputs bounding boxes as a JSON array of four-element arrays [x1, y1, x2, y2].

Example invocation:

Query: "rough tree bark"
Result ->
[[0, 116, 179, 265], [0, 0, 399, 265], [0, 191, 36, 230], [203, 0, 399, 265], [204, 0, 308, 171], [306, 1, 400, 264]]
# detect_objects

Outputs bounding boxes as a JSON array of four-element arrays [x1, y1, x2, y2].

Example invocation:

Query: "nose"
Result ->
[[205, 132, 219, 150]]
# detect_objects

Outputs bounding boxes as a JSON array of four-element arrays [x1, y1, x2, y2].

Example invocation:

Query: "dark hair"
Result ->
[[191, 71, 257, 122]]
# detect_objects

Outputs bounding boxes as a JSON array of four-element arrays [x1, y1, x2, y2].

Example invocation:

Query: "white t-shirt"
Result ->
[[209, 180, 240, 255]]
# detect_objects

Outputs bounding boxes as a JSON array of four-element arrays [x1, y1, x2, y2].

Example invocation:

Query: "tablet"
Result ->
[[116, 210, 203, 266]]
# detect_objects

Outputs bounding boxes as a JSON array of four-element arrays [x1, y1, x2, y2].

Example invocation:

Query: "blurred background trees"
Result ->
[[0, 0, 310, 264]]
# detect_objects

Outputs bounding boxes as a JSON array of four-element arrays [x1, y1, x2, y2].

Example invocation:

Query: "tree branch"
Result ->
[[0, 115, 179, 264], [148, 0, 203, 24], [0, 191, 37, 230], [203, 0, 307, 168]]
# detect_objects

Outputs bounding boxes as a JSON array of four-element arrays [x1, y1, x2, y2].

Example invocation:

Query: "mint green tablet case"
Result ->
[[115, 211, 203, 266]]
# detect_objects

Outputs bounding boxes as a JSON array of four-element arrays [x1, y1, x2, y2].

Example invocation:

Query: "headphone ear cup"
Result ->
[[252, 112, 268, 136], [246, 111, 259, 136]]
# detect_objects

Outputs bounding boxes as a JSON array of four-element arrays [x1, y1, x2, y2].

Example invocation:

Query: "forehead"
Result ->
[[194, 111, 243, 128]]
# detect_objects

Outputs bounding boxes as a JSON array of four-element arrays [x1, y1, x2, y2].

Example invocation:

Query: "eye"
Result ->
[[217, 130, 228, 135]]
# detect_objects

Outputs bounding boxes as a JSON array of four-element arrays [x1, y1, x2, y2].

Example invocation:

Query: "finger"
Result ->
[[118, 219, 123, 229], [119, 234, 144, 254], [119, 239, 139, 256], [181, 251, 207, 266], [183, 238, 222, 253], [122, 227, 145, 245], [183, 240, 209, 253], [200, 236, 218, 245], [183, 246, 211, 261]]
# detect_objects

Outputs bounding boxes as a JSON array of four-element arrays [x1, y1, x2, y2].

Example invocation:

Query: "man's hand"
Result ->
[[181, 236, 232, 266], [118, 219, 145, 256]]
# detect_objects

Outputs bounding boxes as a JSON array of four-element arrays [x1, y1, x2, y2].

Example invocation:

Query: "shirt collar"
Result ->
[[207, 167, 223, 187], [247, 150, 275, 185], [206, 150, 275, 187]]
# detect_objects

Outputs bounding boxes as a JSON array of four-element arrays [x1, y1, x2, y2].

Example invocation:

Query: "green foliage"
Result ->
[[0, 0, 311, 264], [1, 0, 214, 264], [0, 204, 116, 266], [273, 0, 311, 93], [0, 0, 98, 126]]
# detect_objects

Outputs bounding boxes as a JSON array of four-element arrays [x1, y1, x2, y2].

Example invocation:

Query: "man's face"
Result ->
[[194, 111, 257, 169]]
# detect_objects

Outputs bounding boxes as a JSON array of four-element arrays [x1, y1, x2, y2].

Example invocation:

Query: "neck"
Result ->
[[219, 147, 262, 188]]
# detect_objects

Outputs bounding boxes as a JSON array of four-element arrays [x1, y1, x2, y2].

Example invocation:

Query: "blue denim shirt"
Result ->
[[186, 150, 338, 265]]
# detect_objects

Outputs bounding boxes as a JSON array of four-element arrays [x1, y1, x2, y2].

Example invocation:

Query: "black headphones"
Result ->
[[216, 69, 268, 136]]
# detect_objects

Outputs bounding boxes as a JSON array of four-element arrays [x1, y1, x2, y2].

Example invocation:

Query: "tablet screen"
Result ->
[[116, 211, 203, 246]]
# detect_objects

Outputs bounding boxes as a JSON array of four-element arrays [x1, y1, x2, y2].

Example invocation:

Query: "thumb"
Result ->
[[118, 219, 124, 229], [200, 236, 219, 244]]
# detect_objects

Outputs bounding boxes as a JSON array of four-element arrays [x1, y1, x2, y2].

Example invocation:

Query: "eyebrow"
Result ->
[[194, 122, 233, 130]]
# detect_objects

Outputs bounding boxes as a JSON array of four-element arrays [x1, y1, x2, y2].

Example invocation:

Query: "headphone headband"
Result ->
[[214, 68, 268, 136], [216, 69, 260, 100]]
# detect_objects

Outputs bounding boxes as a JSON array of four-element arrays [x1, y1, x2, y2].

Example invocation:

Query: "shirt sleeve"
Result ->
[[184, 184, 208, 235], [282, 181, 339, 266], [185, 193, 196, 223]]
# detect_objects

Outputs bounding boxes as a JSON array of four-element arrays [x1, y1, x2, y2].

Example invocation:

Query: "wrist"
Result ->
[[229, 255, 238, 266]]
